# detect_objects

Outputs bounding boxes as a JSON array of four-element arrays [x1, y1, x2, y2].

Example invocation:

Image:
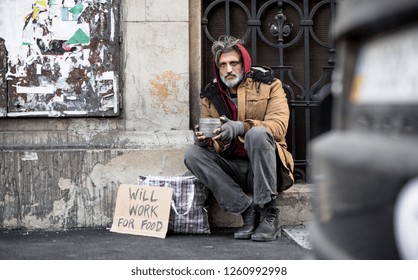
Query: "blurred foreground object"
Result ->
[[310, 0, 418, 259]]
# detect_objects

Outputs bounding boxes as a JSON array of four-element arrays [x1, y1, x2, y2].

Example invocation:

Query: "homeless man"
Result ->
[[184, 35, 294, 242]]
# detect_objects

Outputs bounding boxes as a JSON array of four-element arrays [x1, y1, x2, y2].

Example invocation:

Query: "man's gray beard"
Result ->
[[221, 72, 243, 88]]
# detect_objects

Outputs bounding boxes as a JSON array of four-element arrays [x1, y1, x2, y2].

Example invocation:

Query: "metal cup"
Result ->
[[199, 118, 221, 138]]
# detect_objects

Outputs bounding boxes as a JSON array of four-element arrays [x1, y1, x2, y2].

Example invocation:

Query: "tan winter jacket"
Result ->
[[200, 74, 295, 190]]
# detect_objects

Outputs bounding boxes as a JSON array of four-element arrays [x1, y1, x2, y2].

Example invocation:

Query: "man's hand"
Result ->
[[194, 124, 213, 147], [213, 116, 244, 142]]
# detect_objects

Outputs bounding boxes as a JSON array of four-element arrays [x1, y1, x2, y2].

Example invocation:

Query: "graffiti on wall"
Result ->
[[0, 0, 120, 117]]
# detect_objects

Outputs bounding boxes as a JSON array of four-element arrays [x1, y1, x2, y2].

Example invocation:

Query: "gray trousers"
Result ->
[[184, 126, 277, 215]]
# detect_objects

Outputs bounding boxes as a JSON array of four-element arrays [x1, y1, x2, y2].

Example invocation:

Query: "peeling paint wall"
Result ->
[[123, 0, 190, 131], [0, 149, 189, 229], [0, 38, 7, 116], [149, 71, 188, 115], [0, 0, 120, 117], [0, 0, 194, 230]]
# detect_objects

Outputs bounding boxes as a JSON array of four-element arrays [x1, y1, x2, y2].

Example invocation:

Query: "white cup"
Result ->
[[199, 118, 221, 138]]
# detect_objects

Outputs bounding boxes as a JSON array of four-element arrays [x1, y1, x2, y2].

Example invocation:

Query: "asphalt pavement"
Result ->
[[0, 227, 313, 260]]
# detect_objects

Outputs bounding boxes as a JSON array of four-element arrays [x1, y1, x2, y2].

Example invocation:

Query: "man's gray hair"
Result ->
[[211, 35, 244, 67]]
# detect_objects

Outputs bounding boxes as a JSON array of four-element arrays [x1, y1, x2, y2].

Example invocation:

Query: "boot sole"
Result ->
[[234, 232, 253, 239], [251, 229, 280, 242]]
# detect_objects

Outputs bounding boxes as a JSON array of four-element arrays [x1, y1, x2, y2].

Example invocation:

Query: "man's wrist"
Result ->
[[242, 122, 250, 134]]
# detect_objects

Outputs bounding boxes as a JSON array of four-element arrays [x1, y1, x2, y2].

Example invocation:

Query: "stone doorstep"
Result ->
[[208, 184, 314, 228], [282, 225, 312, 250]]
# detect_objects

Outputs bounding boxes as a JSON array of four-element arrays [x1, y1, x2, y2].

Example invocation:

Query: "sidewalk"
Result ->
[[0, 227, 313, 260]]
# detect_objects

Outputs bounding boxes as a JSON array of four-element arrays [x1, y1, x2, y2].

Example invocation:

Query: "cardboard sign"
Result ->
[[110, 184, 173, 239]]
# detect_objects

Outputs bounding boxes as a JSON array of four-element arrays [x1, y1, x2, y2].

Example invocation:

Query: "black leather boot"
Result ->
[[234, 203, 259, 239], [251, 205, 280, 242]]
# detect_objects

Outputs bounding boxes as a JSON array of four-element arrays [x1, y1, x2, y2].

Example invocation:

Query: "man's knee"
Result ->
[[245, 126, 273, 148], [246, 126, 267, 139], [184, 145, 200, 164], [184, 145, 214, 168]]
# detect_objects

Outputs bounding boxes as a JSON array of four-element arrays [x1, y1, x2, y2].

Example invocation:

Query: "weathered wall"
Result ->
[[0, 146, 191, 229], [0, 0, 193, 230], [123, 0, 190, 131]]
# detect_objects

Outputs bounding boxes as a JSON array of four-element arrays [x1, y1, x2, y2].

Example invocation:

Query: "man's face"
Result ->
[[218, 50, 243, 89]]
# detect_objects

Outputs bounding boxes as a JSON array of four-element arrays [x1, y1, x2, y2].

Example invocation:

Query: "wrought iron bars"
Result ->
[[269, 2, 293, 43]]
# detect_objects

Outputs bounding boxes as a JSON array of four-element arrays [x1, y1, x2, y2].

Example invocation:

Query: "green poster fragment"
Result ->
[[69, 4, 84, 16], [66, 28, 90, 45]]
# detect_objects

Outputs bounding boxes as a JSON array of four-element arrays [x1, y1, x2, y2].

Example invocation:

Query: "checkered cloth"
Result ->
[[138, 175, 211, 234]]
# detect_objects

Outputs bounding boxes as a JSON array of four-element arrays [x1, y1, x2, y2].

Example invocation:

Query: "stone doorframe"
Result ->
[[189, 1, 202, 129]]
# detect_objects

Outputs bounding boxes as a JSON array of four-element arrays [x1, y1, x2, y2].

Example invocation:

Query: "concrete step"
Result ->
[[208, 183, 313, 228], [282, 225, 312, 250]]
